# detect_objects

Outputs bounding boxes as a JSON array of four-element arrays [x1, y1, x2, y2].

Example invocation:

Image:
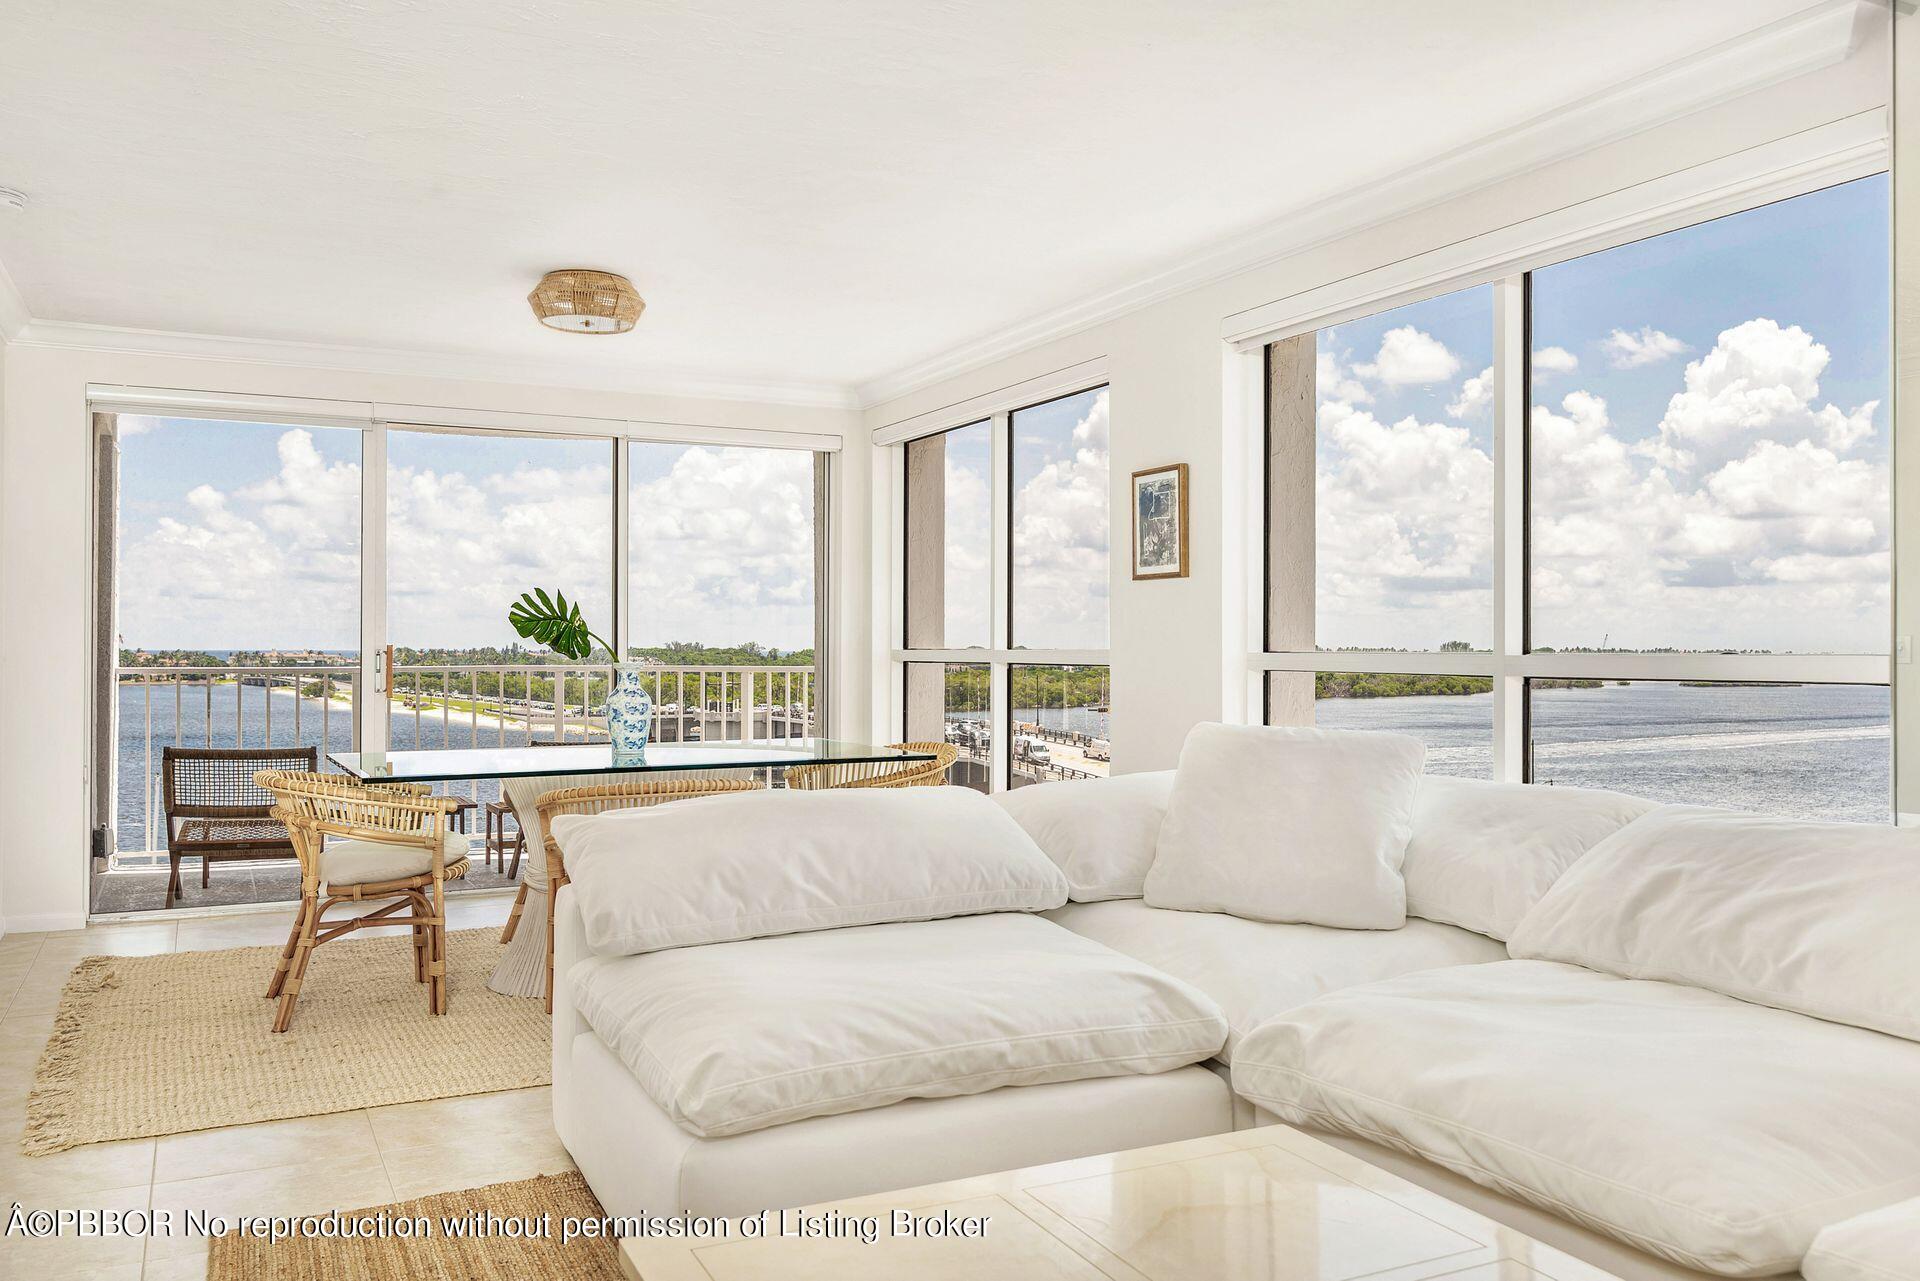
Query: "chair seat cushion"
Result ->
[[321, 830, 471, 887], [568, 912, 1228, 1139], [1045, 899, 1505, 1060], [1231, 960, 1920, 1277]]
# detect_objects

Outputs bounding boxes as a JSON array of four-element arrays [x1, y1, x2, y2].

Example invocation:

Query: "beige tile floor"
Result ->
[[0, 891, 570, 1279]]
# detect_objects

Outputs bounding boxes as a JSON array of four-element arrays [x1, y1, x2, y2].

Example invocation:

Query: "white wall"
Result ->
[[0, 343, 867, 931], [865, 32, 1890, 781]]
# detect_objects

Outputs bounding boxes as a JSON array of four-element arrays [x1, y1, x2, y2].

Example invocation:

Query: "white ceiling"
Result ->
[[0, 0, 1827, 401]]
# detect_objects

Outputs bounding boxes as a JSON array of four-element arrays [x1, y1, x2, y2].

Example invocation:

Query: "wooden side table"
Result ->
[[620, 1125, 1622, 1281]]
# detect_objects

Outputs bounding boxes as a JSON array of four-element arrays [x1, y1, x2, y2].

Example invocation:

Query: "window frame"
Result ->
[[1244, 171, 1892, 798], [89, 388, 839, 756], [880, 361, 1113, 792]]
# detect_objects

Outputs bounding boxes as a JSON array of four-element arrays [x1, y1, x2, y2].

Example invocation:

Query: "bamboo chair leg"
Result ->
[[266, 896, 309, 998], [543, 879, 565, 1016], [201, 856, 211, 889], [500, 882, 528, 943], [427, 874, 449, 1016], [273, 898, 320, 1033], [410, 890, 428, 983]]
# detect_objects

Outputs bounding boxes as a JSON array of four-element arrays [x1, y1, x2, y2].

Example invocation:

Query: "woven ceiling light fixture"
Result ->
[[527, 269, 645, 334]]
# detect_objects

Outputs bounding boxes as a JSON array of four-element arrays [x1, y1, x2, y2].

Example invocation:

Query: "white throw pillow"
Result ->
[[551, 786, 1068, 957], [1507, 805, 1920, 1041], [1143, 723, 1424, 930], [992, 771, 1174, 901], [1403, 776, 1660, 941]]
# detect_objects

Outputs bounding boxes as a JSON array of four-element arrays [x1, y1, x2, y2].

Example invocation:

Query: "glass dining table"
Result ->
[[325, 739, 938, 998], [327, 738, 937, 783]]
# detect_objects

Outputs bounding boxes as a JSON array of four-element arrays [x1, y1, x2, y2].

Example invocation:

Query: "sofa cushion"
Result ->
[[1046, 899, 1505, 1060], [993, 770, 1174, 901], [320, 829, 470, 887], [1403, 776, 1659, 941], [551, 787, 1068, 957], [1507, 805, 1920, 1041], [569, 912, 1228, 1138], [1804, 1196, 1920, 1281], [1232, 959, 1920, 1277], [1145, 723, 1424, 929]]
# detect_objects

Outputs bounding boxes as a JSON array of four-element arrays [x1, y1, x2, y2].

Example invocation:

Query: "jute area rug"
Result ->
[[25, 928, 550, 1155], [206, 1172, 621, 1280]]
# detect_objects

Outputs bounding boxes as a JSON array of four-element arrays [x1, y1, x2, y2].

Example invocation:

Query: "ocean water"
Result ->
[[1313, 680, 1891, 822]]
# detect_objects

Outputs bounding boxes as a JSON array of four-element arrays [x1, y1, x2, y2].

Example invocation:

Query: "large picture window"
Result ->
[[895, 380, 1112, 789], [1258, 174, 1891, 820]]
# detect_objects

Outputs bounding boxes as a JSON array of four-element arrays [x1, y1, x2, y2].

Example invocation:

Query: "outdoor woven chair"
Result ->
[[535, 776, 760, 1012], [782, 741, 956, 790], [160, 746, 318, 908], [254, 769, 470, 1033]]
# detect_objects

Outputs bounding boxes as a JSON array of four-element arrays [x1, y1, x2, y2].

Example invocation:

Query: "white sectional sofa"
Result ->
[[548, 724, 1920, 1281]]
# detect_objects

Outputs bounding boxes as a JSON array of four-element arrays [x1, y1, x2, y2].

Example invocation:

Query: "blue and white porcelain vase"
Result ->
[[606, 663, 654, 756]]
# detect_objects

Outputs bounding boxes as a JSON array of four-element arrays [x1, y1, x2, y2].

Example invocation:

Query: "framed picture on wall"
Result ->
[[1131, 462, 1189, 580]]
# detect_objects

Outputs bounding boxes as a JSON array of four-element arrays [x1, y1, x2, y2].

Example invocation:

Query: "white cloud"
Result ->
[[1354, 326, 1461, 386], [1532, 345, 1579, 374], [1011, 391, 1110, 648], [1525, 319, 1886, 651], [1643, 318, 1877, 473], [1446, 366, 1492, 419], [1602, 326, 1689, 368], [1315, 351, 1372, 405], [1320, 312, 1887, 653], [1315, 400, 1492, 647], [117, 430, 824, 652]]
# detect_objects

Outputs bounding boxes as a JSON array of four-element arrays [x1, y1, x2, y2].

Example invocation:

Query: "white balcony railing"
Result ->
[[113, 663, 816, 855]]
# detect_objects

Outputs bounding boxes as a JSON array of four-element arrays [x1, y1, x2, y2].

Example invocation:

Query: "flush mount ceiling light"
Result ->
[[528, 269, 644, 334]]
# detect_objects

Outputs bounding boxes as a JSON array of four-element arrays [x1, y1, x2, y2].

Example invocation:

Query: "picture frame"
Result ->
[[1131, 462, 1189, 580]]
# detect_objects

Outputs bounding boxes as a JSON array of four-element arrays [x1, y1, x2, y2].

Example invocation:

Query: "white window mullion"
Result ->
[[990, 411, 1013, 790], [612, 439, 631, 662], [1491, 274, 1527, 782], [358, 423, 389, 753]]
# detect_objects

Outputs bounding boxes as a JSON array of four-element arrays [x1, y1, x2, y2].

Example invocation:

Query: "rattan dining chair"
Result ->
[[254, 770, 471, 1033], [782, 741, 957, 790], [495, 736, 610, 946], [536, 776, 760, 1012]]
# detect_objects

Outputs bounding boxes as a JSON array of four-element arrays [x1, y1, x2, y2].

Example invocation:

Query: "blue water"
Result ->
[[1313, 681, 1890, 822]]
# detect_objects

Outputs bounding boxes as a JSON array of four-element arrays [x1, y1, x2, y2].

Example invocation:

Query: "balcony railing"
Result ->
[[113, 663, 816, 856]]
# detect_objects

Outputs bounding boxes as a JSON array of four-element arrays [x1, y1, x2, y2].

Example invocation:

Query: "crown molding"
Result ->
[[855, 0, 1883, 408], [4, 317, 860, 409]]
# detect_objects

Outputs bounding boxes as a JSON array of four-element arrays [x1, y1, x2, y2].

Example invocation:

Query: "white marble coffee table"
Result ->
[[620, 1123, 1621, 1280]]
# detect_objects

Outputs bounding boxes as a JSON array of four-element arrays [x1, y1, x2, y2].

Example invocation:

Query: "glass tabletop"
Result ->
[[327, 738, 936, 784]]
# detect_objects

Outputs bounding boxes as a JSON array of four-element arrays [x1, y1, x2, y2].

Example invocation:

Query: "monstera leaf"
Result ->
[[508, 589, 613, 661]]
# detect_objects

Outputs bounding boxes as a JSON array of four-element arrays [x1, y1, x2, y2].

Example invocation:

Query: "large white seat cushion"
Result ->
[[1046, 899, 1504, 1059], [569, 912, 1228, 1138], [320, 829, 469, 887], [1232, 960, 1920, 1277], [560, 1033, 1233, 1217]]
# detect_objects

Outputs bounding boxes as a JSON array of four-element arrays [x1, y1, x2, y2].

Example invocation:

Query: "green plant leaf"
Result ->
[[508, 589, 597, 661]]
